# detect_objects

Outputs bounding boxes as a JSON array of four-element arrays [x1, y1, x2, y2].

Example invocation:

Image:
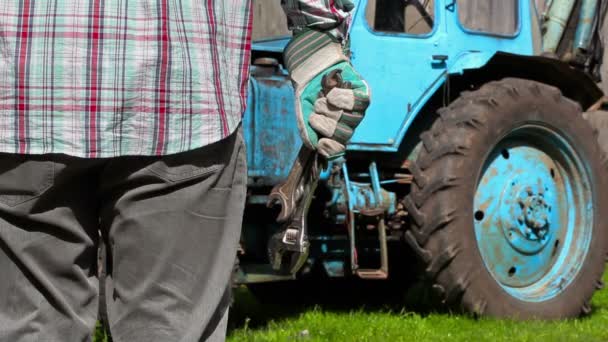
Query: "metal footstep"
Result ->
[[355, 218, 389, 280], [342, 162, 392, 280]]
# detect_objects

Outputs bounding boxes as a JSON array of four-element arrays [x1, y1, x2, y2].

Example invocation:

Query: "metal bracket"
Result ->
[[343, 162, 390, 280]]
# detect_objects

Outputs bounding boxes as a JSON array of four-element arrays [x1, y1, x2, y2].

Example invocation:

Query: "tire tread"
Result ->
[[404, 78, 607, 318]]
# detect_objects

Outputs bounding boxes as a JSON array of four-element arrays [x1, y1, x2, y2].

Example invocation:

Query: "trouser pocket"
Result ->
[[0, 154, 54, 207], [144, 126, 243, 188]]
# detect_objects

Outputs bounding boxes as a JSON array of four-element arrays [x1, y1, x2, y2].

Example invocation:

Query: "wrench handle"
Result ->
[[267, 145, 316, 222]]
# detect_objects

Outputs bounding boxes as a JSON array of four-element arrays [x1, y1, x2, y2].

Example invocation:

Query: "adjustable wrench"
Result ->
[[267, 148, 320, 274], [266, 69, 346, 274]]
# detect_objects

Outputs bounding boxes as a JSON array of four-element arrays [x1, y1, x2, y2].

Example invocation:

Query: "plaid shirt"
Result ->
[[0, 1, 353, 158]]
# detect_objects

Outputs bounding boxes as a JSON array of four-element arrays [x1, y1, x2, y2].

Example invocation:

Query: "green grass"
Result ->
[[94, 321, 109, 342], [93, 269, 608, 342], [226, 269, 608, 342]]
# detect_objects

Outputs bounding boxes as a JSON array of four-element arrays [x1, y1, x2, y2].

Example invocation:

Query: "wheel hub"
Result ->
[[501, 178, 554, 255], [520, 193, 550, 239]]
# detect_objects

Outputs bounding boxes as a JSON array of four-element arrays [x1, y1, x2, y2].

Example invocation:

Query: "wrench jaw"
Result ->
[[268, 227, 310, 275], [266, 188, 297, 223], [266, 146, 316, 223]]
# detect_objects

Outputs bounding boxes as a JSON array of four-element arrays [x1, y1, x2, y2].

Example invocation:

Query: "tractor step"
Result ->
[[352, 215, 389, 280], [356, 269, 388, 280], [341, 161, 392, 280]]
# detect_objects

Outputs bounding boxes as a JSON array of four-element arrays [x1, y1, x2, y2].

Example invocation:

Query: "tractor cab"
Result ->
[[348, 0, 537, 151], [243, 0, 543, 188]]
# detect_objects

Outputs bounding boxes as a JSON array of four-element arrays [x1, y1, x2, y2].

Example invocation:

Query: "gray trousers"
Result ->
[[0, 127, 247, 342]]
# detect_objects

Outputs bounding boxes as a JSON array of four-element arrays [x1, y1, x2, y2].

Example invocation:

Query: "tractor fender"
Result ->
[[396, 52, 603, 162], [455, 52, 603, 110]]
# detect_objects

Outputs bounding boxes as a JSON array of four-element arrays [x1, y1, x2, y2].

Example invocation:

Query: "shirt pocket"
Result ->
[[0, 156, 54, 207]]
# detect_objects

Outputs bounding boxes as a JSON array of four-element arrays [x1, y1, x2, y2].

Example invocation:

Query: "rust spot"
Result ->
[[478, 199, 491, 213], [481, 167, 499, 186]]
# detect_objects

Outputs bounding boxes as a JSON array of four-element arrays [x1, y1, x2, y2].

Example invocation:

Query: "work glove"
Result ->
[[284, 29, 371, 159]]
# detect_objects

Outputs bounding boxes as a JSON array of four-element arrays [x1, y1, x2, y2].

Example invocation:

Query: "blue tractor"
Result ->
[[234, 0, 608, 319]]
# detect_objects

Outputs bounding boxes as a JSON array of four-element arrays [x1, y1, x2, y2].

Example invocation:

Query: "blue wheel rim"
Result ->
[[474, 125, 593, 302]]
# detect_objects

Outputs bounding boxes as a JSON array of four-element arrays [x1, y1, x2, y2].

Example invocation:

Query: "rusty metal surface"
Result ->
[[242, 64, 302, 187]]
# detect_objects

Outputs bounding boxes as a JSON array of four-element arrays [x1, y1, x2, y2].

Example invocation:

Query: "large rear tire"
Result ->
[[583, 110, 608, 163], [404, 78, 608, 319]]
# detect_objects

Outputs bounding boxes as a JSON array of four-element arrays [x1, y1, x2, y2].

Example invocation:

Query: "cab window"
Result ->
[[458, 0, 519, 36], [366, 0, 435, 35]]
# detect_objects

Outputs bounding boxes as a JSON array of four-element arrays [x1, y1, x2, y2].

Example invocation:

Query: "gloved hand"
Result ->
[[284, 29, 371, 159]]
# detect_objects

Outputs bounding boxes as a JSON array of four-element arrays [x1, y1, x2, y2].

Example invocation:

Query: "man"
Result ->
[[0, 1, 369, 341]]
